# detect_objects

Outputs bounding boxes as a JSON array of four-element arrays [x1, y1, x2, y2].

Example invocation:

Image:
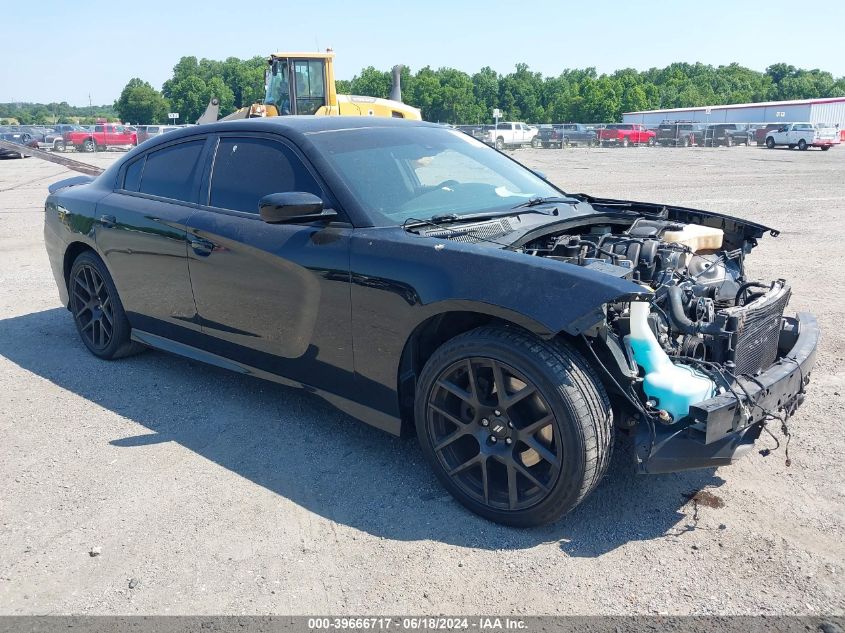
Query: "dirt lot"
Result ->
[[0, 145, 843, 616]]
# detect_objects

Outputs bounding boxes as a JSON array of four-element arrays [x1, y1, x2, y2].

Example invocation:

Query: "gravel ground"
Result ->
[[0, 145, 843, 616]]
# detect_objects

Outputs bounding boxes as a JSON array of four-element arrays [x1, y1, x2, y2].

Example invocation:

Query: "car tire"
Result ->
[[414, 326, 613, 527], [68, 251, 145, 360], [682, 136, 690, 147], [53, 139, 65, 152], [798, 139, 807, 151], [766, 137, 775, 149], [495, 137, 504, 151], [725, 135, 733, 147], [621, 137, 629, 148], [531, 136, 541, 149], [821, 146, 831, 151], [82, 139, 96, 153], [647, 137, 656, 147]]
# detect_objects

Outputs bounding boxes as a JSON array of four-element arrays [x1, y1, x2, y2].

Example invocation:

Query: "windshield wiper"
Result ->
[[513, 195, 580, 209]]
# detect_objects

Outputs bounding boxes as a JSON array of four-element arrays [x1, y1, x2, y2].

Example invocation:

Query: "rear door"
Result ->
[[94, 136, 207, 339], [184, 132, 355, 392]]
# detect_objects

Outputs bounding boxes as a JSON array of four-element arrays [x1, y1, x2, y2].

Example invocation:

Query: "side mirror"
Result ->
[[259, 192, 336, 224]]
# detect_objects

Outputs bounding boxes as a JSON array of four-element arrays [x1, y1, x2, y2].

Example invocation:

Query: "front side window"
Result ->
[[208, 137, 322, 214], [309, 126, 560, 224], [138, 139, 205, 203]]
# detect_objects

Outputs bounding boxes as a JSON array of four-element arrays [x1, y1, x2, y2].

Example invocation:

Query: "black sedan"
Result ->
[[44, 117, 818, 526]]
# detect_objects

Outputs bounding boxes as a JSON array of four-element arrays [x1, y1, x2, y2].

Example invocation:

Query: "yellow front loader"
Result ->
[[210, 51, 421, 122]]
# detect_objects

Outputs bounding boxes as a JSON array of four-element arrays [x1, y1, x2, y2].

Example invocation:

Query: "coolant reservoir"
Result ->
[[663, 224, 724, 252], [628, 302, 715, 422]]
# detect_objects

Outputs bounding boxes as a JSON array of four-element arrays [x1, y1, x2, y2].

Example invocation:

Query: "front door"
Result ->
[[185, 133, 355, 394]]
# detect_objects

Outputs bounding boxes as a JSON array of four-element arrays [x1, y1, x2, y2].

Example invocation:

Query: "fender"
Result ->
[[349, 227, 650, 420]]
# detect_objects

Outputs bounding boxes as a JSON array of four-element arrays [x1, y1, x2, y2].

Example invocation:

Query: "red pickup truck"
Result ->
[[66, 124, 137, 152], [597, 123, 656, 147]]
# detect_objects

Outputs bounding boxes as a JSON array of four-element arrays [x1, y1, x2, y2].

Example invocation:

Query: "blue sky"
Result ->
[[2, 0, 843, 105]]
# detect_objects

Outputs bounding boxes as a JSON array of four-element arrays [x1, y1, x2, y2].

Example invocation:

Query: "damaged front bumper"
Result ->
[[637, 312, 819, 474]]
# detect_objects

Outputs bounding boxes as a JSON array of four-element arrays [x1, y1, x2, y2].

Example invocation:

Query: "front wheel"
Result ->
[[82, 139, 96, 152], [495, 137, 504, 151], [53, 139, 65, 152], [725, 135, 733, 147], [798, 139, 808, 151], [415, 327, 613, 527], [821, 145, 831, 151], [766, 137, 775, 149], [530, 136, 541, 149], [647, 137, 656, 147], [620, 137, 629, 148], [68, 251, 144, 360]]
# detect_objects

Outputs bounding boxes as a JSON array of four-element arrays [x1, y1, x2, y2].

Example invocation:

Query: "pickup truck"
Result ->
[[65, 123, 137, 152], [597, 123, 656, 147], [698, 124, 753, 147], [764, 122, 839, 151], [656, 121, 705, 147], [539, 123, 597, 148], [486, 122, 540, 150]]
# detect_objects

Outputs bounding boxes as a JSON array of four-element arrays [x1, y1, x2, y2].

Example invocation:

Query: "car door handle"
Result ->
[[189, 237, 214, 256], [99, 214, 116, 228]]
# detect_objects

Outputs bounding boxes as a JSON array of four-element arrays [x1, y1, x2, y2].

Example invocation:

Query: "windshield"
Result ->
[[264, 60, 291, 115], [308, 126, 562, 224]]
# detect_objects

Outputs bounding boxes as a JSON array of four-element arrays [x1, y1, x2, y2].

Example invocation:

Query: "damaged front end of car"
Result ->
[[515, 196, 820, 474]]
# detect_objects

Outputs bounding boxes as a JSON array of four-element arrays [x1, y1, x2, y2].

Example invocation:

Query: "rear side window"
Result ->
[[139, 139, 205, 203], [208, 137, 322, 214], [122, 156, 145, 191]]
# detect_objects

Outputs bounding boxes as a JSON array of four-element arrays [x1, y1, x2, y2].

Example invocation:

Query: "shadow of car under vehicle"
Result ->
[[0, 307, 725, 555]]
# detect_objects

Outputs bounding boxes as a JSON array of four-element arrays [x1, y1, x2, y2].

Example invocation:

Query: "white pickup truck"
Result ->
[[764, 122, 840, 151], [486, 122, 540, 150]]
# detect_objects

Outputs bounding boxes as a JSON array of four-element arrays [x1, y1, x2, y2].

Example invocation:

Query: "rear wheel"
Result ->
[[724, 135, 733, 147], [798, 139, 807, 151], [647, 137, 656, 147], [821, 145, 831, 151], [621, 137, 629, 148], [766, 137, 775, 149], [415, 327, 613, 527], [82, 138, 96, 152], [531, 136, 541, 149], [53, 139, 65, 152], [68, 251, 144, 360], [495, 137, 504, 150]]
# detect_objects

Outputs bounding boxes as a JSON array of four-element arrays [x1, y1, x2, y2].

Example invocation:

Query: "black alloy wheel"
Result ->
[[415, 327, 613, 527], [426, 356, 563, 512], [71, 262, 114, 352], [69, 251, 143, 359]]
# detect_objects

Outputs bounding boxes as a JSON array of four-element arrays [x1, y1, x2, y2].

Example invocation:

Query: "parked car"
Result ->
[[0, 126, 28, 158], [655, 121, 705, 147], [65, 123, 137, 152], [764, 122, 839, 151], [136, 125, 181, 144], [484, 122, 540, 149], [539, 124, 597, 148], [43, 117, 818, 527], [596, 123, 656, 147], [698, 124, 753, 147]]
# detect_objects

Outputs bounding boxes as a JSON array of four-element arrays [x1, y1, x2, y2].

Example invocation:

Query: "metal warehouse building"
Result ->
[[623, 97, 845, 127]]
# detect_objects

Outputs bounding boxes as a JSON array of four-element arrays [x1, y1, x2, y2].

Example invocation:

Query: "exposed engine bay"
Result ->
[[520, 214, 794, 425]]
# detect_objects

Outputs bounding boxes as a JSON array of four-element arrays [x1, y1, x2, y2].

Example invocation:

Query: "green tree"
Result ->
[[115, 78, 170, 124]]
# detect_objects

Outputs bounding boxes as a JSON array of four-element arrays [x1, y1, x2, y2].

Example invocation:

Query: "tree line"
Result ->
[[0, 102, 118, 125], [4, 59, 843, 126]]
